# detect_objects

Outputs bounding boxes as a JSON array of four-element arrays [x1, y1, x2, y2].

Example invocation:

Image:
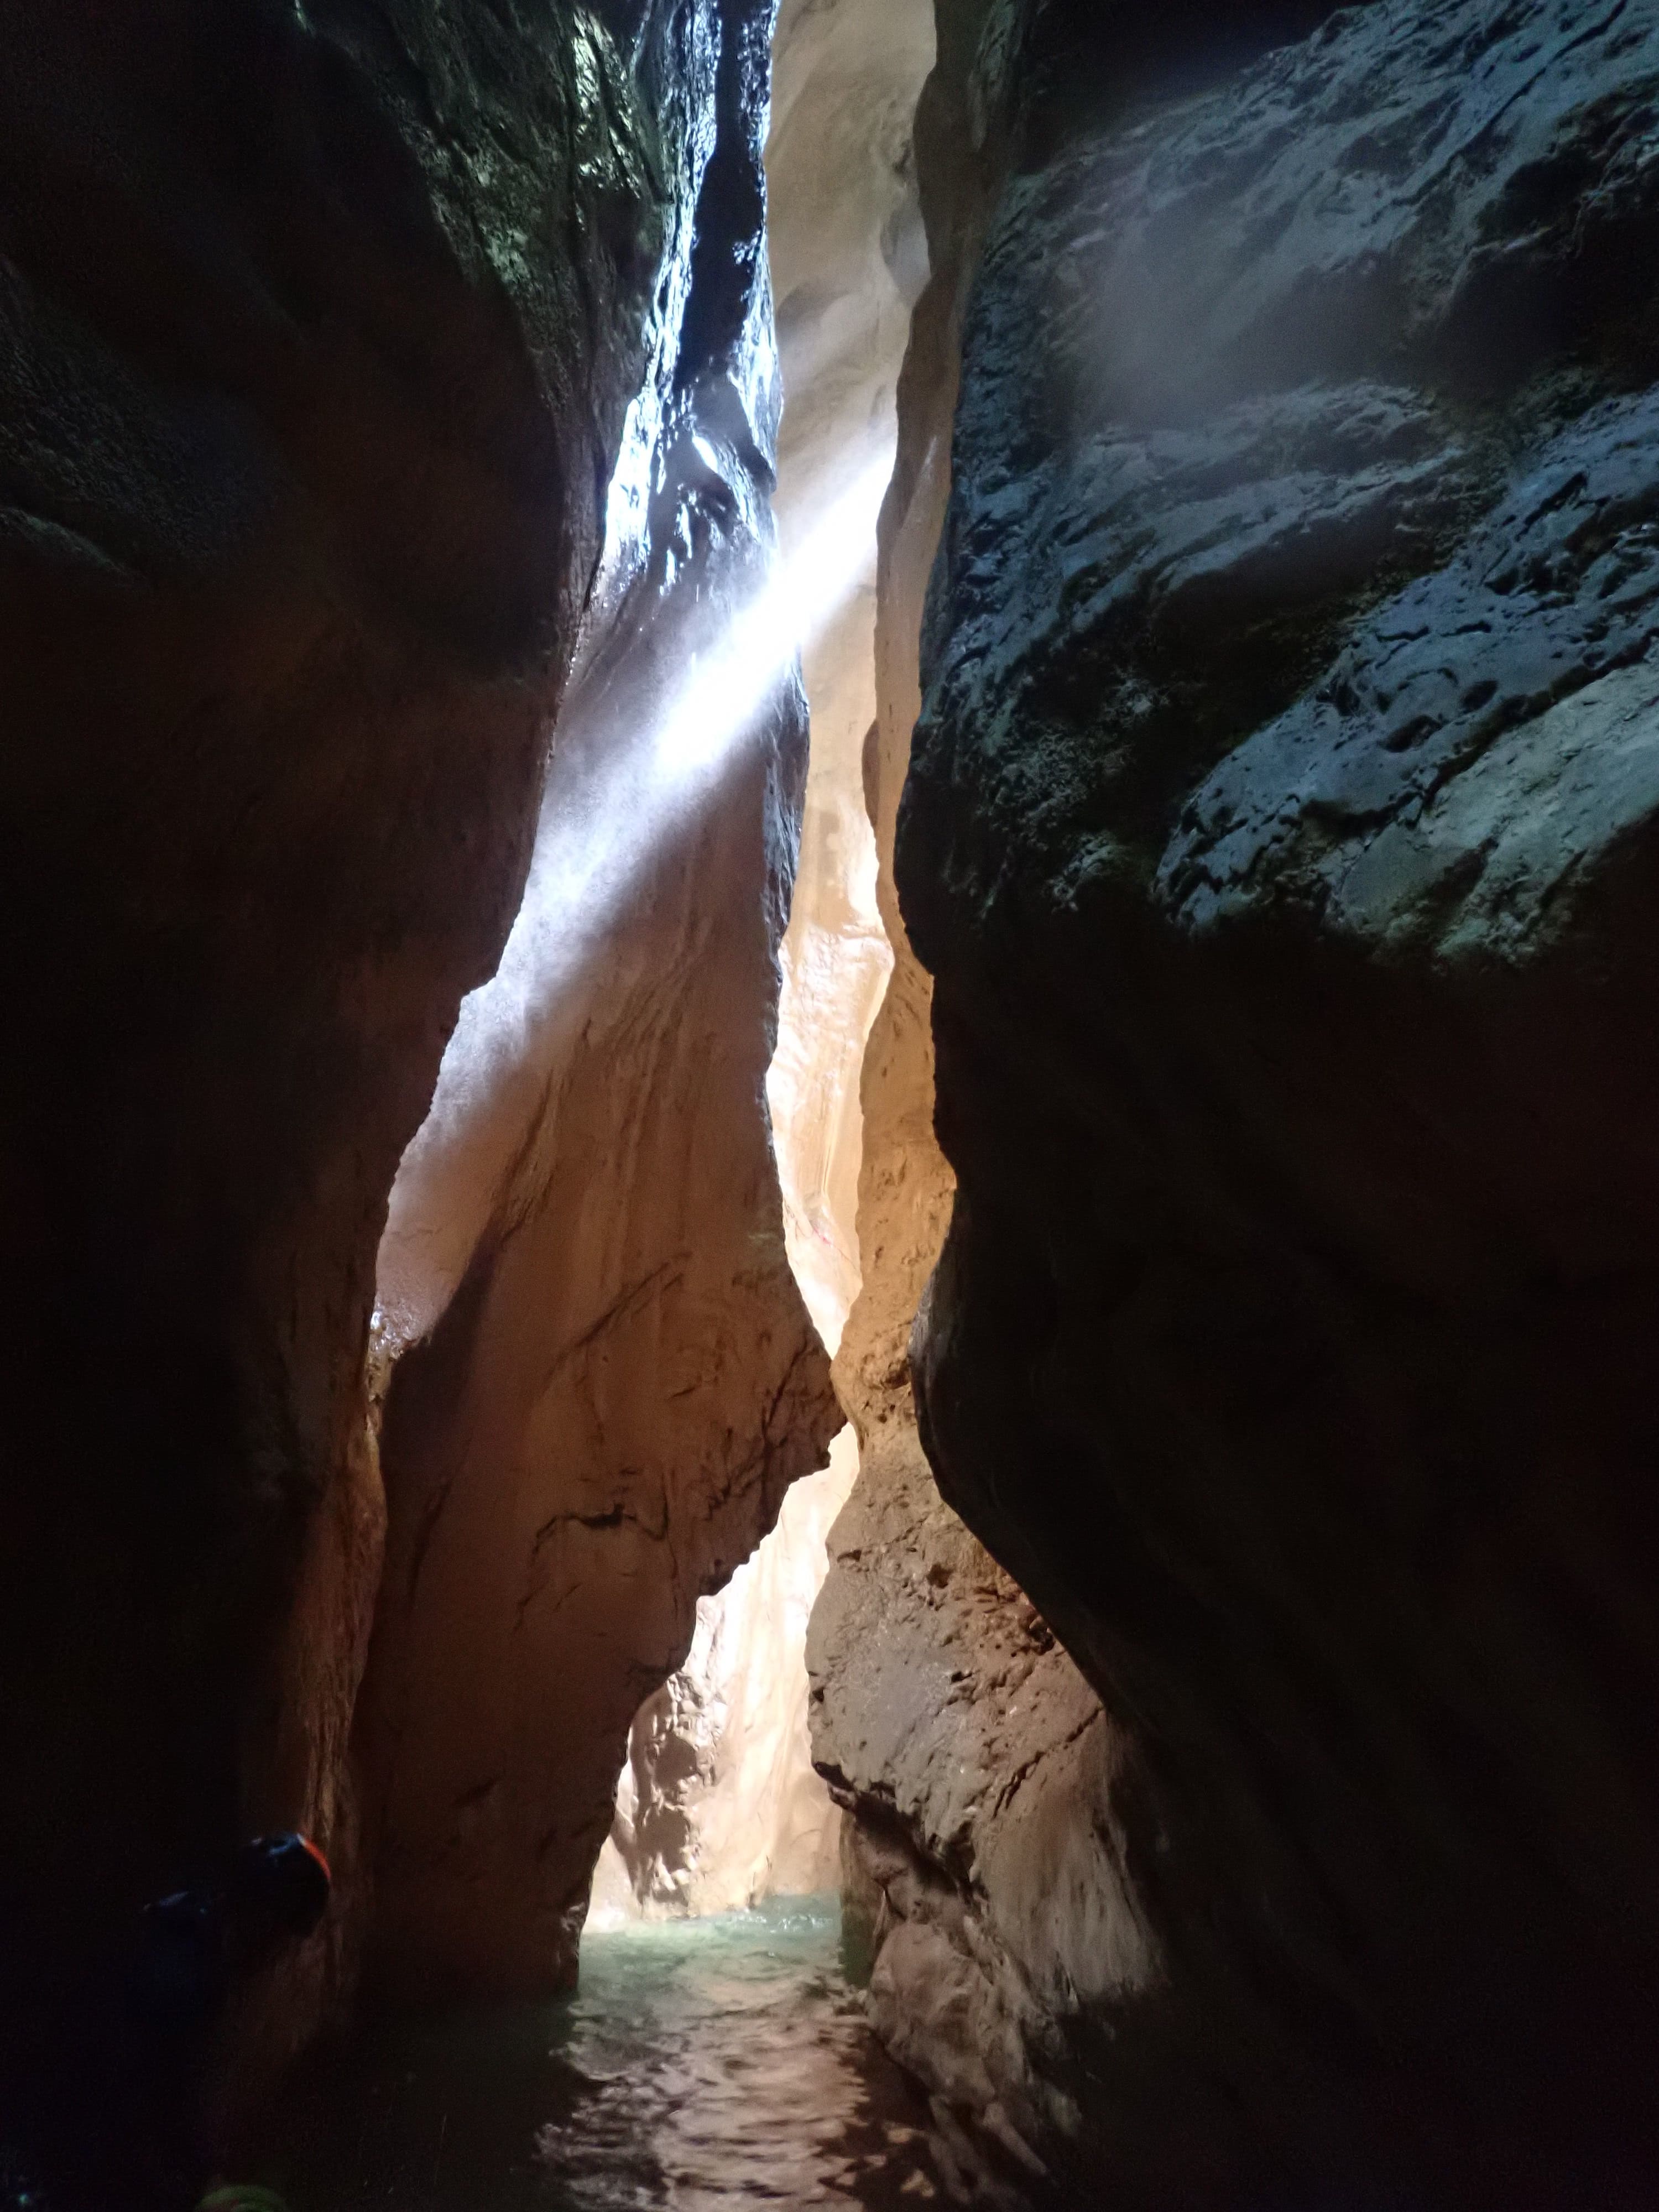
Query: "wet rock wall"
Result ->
[[880, 0, 1659, 2201]]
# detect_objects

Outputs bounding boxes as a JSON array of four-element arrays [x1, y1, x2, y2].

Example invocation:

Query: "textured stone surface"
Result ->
[[352, 0, 841, 2006], [764, 0, 932, 1345], [0, 0, 674, 2194], [593, 0, 935, 1929], [811, 1430, 1154, 2199], [897, 0, 1659, 2199], [805, 8, 1154, 2201]]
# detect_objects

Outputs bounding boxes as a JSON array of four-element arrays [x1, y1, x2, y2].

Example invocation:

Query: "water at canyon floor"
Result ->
[[260, 1898, 1000, 2211]]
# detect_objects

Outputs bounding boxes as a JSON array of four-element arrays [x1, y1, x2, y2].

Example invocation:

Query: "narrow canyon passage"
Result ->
[[7, 3, 1659, 2211], [252, 4, 962, 2200]]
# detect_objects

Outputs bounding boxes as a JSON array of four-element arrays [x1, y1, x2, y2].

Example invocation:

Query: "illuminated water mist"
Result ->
[[375, 438, 894, 1350]]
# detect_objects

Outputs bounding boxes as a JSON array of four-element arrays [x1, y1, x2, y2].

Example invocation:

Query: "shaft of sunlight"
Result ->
[[458, 439, 895, 1089], [374, 440, 895, 1353], [653, 451, 891, 784]]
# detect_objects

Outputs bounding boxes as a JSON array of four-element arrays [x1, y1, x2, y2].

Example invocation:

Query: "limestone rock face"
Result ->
[[0, 0, 677, 2189], [810, 1429, 1154, 2190], [764, 0, 935, 1346], [896, 0, 1659, 2198], [588, 0, 935, 1931], [353, 0, 841, 2005]]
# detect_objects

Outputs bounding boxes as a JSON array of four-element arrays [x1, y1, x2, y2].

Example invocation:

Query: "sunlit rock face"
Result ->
[[352, 0, 841, 2006], [588, 0, 935, 1930], [811, 1427, 1156, 2191], [764, 0, 934, 1342], [893, 0, 1659, 2201], [0, 2, 679, 2193], [591, 1430, 858, 1921]]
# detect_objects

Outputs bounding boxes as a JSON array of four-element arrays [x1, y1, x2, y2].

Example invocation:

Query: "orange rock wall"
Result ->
[[807, 9, 1148, 2194], [580, 0, 936, 1933], [349, 0, 842, 2004]]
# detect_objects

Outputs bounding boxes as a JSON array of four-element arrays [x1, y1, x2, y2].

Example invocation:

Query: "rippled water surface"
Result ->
[[262, 1897, 985, 2210]]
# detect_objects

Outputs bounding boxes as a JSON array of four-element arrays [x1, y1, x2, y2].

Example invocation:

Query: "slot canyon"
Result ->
[[4, 1, 1659, 2208]]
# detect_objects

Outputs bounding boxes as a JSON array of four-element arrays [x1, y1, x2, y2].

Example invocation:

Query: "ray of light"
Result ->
[[374, 436, 895, 1350]]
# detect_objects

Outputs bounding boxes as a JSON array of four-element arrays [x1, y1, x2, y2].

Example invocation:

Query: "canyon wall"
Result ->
[[807, 10, 1148, 2200], [848, 0, 1659, 2203], [0, 0, 655, 2182], [589, 0, 935, 1927], [764, 0, 933, 1343], [0, 0, 832, 2195], [354, 0, 839, 2005]]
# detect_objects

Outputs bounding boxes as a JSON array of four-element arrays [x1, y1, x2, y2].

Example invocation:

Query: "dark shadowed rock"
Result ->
[[808, 8, 1149, 2203], [0, 0, 821, 2197], [891, 0, 1659, 2200]]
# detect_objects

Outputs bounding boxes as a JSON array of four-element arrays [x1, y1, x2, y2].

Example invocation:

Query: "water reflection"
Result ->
[[261, 1897, 1012, 2209]]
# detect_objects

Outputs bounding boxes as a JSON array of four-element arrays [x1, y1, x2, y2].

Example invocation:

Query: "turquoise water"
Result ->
[[261, 1897, 987, 2210]]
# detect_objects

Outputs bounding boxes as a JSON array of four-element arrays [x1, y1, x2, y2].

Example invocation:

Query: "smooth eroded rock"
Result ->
[[588, 0, 935, 1934], [807, 8, 1153, 2202]]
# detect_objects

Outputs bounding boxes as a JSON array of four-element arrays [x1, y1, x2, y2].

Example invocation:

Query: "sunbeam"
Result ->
[[374, 439, 896, 1352]]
